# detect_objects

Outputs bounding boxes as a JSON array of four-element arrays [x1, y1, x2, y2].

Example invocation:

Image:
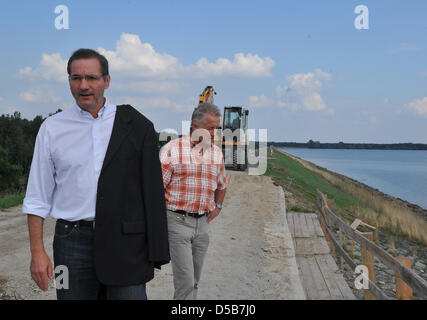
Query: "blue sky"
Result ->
[[0, 0, 426, 143]]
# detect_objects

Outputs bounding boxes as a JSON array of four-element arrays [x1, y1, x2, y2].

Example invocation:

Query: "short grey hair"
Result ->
[[191, 102, 221, 125]]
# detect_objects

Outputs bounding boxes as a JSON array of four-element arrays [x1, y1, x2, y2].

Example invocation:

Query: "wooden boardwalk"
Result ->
[[287, 212, 356, 300]]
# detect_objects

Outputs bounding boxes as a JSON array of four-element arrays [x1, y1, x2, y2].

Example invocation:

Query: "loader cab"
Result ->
[[223, 107, 249, 132], [221, 106, 249, 170]]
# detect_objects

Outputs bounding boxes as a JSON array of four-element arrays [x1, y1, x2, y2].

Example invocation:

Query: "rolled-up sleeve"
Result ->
[[216, 154, 227, 191], [22, 122, 55, 219], [159, 144, 173, 189]]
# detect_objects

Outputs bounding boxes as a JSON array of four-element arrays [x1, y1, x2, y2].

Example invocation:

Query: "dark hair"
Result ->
[[67, 48, 109, 76]]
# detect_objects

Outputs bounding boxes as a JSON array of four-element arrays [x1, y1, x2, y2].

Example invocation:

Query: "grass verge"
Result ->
[[0, 193, 25, 209], [265, 148, 427, 245]]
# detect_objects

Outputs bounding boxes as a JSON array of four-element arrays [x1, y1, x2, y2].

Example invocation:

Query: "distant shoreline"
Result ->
[[268, 142, 427, 151]]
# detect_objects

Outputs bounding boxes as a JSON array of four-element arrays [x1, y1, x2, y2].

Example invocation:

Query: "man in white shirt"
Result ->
[[23, 49, 169, 299]]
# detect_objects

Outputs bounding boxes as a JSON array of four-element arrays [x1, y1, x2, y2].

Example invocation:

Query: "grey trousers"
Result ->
[[166, 210, 210, 300]]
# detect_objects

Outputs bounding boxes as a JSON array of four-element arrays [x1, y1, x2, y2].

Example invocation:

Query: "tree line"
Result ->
[[0, 110, 61, 194]]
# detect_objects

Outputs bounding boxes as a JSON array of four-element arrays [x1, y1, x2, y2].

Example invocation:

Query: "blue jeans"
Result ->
[[53, 220, 147, 300]]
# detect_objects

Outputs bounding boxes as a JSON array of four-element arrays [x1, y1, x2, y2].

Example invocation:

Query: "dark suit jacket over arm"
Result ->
[[94, 105, 170, 286]]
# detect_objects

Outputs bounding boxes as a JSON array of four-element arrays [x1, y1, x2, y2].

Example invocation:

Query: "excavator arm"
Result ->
[[198, 86, 216, 104]]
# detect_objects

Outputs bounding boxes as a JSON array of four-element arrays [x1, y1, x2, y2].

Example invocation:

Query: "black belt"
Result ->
[[172, 210, 209, 219], [57, 219, 95, 229]]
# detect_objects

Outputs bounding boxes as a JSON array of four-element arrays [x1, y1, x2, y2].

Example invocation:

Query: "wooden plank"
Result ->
[[311, 215, 325, 237], [298, 238, 318, 256], [297, 256, 330, 299], [322, 254, 356, 300], [304, 214, 316, 237], [298, 213, 310, 238], [315, 254, 345, 299], [296, 256, 318, 299], [295, 238, 308, 255], [307, 255, 331, 299], [313, 236, 331, 255]]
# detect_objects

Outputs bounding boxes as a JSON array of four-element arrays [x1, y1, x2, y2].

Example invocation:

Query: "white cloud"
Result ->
[[302, 92, 326, 111], [276, 69, 332, 112], [98, 34, 181, 78], [98, 33, 274, 78], [404, 97, 427, 116], [18, 53, 67, 82], [20, 88, 61, 103], [248, 94, 273, 108], [15, 33, 274, 120], [17, 33, 275, 104], [190, 53, 275, 78]]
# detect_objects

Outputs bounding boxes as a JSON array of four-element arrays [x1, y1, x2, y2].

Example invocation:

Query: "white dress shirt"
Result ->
[[22, 100, 117, 221]]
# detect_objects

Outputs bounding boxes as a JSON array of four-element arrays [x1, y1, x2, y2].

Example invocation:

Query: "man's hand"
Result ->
[[30, 250, 53, 291], [27, 214, 52, 291], [206, 207, 221, 223]]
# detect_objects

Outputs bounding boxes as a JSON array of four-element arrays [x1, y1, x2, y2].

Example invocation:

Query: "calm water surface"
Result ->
[[279, 148, 427, 210]]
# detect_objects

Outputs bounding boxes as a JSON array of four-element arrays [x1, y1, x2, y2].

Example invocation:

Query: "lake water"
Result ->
[[279, 148, 427, 210]]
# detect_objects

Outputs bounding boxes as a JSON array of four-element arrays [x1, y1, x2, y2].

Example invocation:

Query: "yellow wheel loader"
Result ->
[[197, 86, 249, 171]]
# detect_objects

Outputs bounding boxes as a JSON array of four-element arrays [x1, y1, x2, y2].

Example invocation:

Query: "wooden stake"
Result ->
[[325, 196, 336, 257], [323, 195, 331, 251], [361, 232, 376, 300], [396, 257, 413, 300]]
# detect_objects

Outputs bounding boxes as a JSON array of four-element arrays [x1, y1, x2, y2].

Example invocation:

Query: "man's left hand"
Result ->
[[206, 208, 221, 223]]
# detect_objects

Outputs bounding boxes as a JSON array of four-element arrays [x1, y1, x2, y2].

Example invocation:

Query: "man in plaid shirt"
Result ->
[[160, 102, 227, 300]]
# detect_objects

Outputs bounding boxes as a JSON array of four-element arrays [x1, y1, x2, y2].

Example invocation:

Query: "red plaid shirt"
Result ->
[[160, 135, 227, 214]]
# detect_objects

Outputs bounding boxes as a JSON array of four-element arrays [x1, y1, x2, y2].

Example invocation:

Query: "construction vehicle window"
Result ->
[[224, 109, 240, 130]]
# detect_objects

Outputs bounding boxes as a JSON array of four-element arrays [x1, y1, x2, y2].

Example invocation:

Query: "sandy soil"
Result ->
[[0, 170, 305, 300]]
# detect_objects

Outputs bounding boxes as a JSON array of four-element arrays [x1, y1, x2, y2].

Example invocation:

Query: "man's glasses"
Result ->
[[68, 74, 106, 83]]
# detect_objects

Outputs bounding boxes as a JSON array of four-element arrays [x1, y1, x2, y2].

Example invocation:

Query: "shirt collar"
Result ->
[[72, 98, 113, 119]]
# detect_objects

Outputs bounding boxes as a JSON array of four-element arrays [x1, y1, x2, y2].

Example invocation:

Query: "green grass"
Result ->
[[289, 206, 313, 213], [0, 193, 25, 209], [266, 149, 369, 212]]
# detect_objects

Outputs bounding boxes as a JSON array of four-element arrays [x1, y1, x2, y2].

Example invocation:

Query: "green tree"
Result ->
[[0, 145, 22, 192]]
